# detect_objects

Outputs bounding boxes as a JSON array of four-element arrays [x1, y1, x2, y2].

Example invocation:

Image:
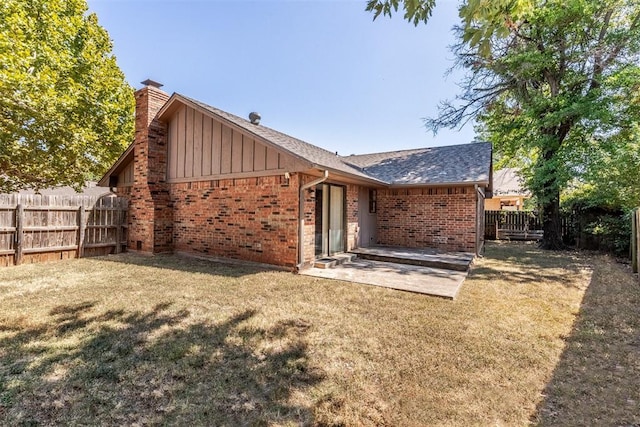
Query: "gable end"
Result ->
[[164, 104, 307, 182]]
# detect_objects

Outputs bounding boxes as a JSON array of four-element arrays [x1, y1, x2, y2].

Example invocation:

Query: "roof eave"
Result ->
[[97, 142, 134, 187], [493, 192, 532, 197], [388, 179, 491, 189], [309, 165, 388, 187], [155, 92, 183, 121]]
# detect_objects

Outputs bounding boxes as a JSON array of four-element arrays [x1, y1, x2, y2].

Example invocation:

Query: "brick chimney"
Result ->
[[129, 79, 172, 253]]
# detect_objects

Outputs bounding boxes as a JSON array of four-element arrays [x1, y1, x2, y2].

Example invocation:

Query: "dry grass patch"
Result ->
[[532, 248, 640, 425], [0, 242, 637, 425]]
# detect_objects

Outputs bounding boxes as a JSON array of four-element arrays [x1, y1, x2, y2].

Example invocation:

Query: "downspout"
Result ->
[[297, 170, 329, 271], [475, 184, 485, 256]]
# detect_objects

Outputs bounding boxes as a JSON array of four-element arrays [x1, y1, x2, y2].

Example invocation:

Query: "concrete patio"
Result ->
[[301, 246, 474, 299]]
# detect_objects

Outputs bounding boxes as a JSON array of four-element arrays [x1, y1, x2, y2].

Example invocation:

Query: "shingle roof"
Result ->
[[343, 142, 492, 185], [179, 95, 383, 183], [159, 94, 492, 187], [18, 181, 111, 197], [493, 168, 529, 196]]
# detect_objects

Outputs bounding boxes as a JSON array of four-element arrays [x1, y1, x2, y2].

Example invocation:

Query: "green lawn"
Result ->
[[0, 242, 638, 426]]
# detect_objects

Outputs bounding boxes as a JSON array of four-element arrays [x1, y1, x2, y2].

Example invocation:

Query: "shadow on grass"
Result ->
[[470, 242, 590, 289], [0, 302, 322, 425], [530, 257, 640, 425], [98, 252, 279, 279]]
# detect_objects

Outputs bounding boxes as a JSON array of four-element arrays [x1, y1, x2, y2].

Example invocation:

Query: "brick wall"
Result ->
[[376, 186, 478, 252], [346, 184, 359, 251], [170, 174, 299, 268], [120, 83, 480, 262], [129, 85, 171, 252], [301, 175, 316, 266]]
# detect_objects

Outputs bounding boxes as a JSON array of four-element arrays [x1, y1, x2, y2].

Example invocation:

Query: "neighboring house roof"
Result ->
[[343, 143, 492, 186], [17, 181, 111, 197], [165, 94, 384, 184], [492, 168, 530, 196]]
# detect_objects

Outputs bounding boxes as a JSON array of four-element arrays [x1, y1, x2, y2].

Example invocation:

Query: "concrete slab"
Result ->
[[350, 246, 474, 271], [299, 258, 467, 299], [314, 253, 356, 269]]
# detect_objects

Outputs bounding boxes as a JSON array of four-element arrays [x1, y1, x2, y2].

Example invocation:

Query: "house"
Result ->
[[17, 181, 111, 198], [99, 80, 492, 269], [484, 168, 530, 211]]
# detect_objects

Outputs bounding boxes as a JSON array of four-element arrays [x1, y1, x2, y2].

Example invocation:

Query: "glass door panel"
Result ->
[[314, 185, 324, 256], [329, 185, 344, 254], [314, 184, 345, 257]]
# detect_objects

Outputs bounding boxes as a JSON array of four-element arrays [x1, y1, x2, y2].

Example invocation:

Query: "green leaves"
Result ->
[[0, 0, 134, 192], [367, 0, 640, 245], [365, 0, 436, 26], [468, 1, 640, 212], [459, 0, 534, 57]]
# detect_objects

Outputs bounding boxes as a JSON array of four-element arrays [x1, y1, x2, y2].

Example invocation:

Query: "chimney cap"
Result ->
[[141, 79, 163, 89], [249, 112, 261, 125]]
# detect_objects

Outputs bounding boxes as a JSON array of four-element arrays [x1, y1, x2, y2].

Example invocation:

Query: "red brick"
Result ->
[[376, 186, 479, 252], [115, 86, 482, 266]]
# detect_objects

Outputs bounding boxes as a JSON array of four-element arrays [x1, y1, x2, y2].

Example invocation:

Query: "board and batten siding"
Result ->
[[117, 162, 134, 187], [167, 105, 292, 182]]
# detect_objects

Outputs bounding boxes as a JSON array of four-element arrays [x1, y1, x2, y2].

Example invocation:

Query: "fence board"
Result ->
[[637, 209, 640, 276], [484, 210, 543, 240], [632, 208, 637, 273], [15, 204, 23, 265], [0, 194, 128, 266], [78, 204, 86, 258]]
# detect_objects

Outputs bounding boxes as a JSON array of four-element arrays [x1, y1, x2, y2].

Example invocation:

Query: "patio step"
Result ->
[[313, 253, 357, 269], [349, 247, 473, 272]]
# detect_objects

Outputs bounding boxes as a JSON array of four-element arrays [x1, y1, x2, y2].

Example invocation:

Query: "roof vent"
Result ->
[[249, 112, 261, 125], [141, 79, 163, 88]]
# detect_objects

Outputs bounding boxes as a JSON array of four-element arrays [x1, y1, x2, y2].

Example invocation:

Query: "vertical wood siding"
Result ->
[[176, 106, 186, 178], [185, 107, 194, 178], [202, 116, 212, 175], [231, 130, 242, 173], [167, 105, 286, 181], [117, 162, 134, 186]]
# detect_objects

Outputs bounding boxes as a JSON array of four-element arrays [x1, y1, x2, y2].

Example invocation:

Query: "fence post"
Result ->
[[115, 201, 122, 254], [77, 204, 86, 258], [636, 208, 640, 276], [632, 208, 638, 273], [14, 204, 23, 265]]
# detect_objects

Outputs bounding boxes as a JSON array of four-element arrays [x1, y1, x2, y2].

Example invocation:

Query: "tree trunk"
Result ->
[[540, 190, 565, 250], [537, 136, 566, 250]]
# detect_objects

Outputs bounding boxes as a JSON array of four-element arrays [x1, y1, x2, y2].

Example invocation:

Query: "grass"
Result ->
[[0, 242, 638, 426]]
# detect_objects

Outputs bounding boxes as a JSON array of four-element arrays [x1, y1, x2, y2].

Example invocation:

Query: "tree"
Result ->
[[564, 126, 640, 211], [0, 0, 134, 192], [366, 0, 436, 25], [367, 0, 640, 249]]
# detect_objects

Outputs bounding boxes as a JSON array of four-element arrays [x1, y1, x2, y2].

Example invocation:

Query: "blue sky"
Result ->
[[87, 0, 475, 155]]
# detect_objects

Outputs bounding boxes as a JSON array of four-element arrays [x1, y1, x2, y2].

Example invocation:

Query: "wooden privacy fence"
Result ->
[[0, 194, 128, 267], [484, 210, 543, 240], [484, 210, 576, 242], [632, 208, 640, 274]]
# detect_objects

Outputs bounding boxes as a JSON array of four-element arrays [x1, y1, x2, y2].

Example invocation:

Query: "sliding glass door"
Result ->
[[314, 184, 345, 257]]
